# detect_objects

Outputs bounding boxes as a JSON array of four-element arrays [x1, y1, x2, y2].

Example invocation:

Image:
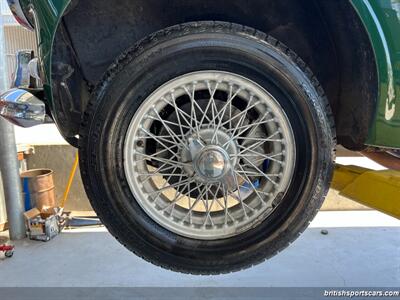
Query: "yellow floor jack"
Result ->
[[332, 150, 400, 220]]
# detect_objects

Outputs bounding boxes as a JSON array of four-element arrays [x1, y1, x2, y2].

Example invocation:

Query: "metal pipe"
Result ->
[[0, 118, 26, 240]]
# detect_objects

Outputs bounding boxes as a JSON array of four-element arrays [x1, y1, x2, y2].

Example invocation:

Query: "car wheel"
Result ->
[[79, 21, 336, 274]]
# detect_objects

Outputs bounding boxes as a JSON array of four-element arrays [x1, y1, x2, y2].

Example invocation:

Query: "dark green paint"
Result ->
[[352, 0, 400, 148], [22, 0, 400, 148]]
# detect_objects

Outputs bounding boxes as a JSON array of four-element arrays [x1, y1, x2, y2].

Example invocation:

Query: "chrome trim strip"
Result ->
[[0, 89, 46, 127], [7, 0, 33, 30]]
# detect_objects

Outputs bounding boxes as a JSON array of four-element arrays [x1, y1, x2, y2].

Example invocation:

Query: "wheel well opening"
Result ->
[[52, 0, 377, 150]]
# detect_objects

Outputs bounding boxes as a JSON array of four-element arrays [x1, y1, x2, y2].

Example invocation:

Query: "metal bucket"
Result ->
[[20, 169, 55, 211]]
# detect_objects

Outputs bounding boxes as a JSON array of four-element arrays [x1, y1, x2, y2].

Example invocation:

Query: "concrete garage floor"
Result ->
[[0, 211, 399, 287]]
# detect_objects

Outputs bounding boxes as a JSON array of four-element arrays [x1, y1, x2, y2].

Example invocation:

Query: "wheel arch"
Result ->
[[43, 0, 377, 150]]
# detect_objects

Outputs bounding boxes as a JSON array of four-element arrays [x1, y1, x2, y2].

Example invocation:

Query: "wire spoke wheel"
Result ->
[[124, 71, 296, 239]]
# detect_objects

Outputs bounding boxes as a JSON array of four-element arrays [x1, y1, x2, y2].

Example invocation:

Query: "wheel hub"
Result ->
[[181, 128, 238, 179], [194, 146, 229, 180]]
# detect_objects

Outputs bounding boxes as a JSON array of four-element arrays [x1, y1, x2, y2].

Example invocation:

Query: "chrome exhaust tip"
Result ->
[[0, 88, 46, 128]]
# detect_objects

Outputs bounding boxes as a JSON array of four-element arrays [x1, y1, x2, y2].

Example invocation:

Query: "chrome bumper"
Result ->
[[0, 88, 46, 128]]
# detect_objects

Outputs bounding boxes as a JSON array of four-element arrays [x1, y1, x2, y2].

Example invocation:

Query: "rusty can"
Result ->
[[20, 169, 55, 211]]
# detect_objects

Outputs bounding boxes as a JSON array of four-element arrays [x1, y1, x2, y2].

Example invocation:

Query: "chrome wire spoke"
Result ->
[[140, 164, 180, 183], [162, 177, 197, 214], [235, 136, 283, 143], [236, 170, 281, 177], [161, 96, 192, 128], [225, 113, 273, 146], [169, 91, 187, 139], [183, 184, 210, 224], [238, 185, 273, 197], [148, 177, 196, 195], [197, 80, 219, 128], [234, 147, 285, 165], [138, 130, 185, 149], [228, 117, 275, 134], [138, 132, 180, 146], [184, 85, 213, 125], [202, 184, 212, 226], [138, 130, 182, 159], [247, 155, 285, 166], [151, 107, 189, 148], [125, 71, 295, 240], [235, 131, 281, 157], [221, 185, 235, 225], [240, 156, 279, 186], [210, 85, 242, 143], [240, 130, 281, 144], [166, 180, 193, 214], [203, 183, 222, 227], [136, 145, 178, 161], [151, 165, 183, 201], [134, 152, 190, 168], [228, 189, 255, 215], [235, 164, 268, 206], [231, 170, 253, 218], [183, 84, 203, 134], [138, 172, 186, 177], [137, 134, 182, 142], [145, 115, 191, 131], [221, 100, 264, 148], [161, 96, 200, 130], [136, 146, 175, 162], [220, 96, 260, 127], [209, 97, 219, 131]]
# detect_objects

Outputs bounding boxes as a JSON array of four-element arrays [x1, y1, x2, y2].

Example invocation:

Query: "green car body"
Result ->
[[9, 0, 400, 149], [353, 0, 400, 148]]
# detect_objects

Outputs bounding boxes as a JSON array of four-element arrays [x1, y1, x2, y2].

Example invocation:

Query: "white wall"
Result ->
[[15, 125, 67, 145]]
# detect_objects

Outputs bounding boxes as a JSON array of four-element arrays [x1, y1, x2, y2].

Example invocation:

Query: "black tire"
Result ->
[[5, 250, 13, 258], [79, 21, 336, 274]]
